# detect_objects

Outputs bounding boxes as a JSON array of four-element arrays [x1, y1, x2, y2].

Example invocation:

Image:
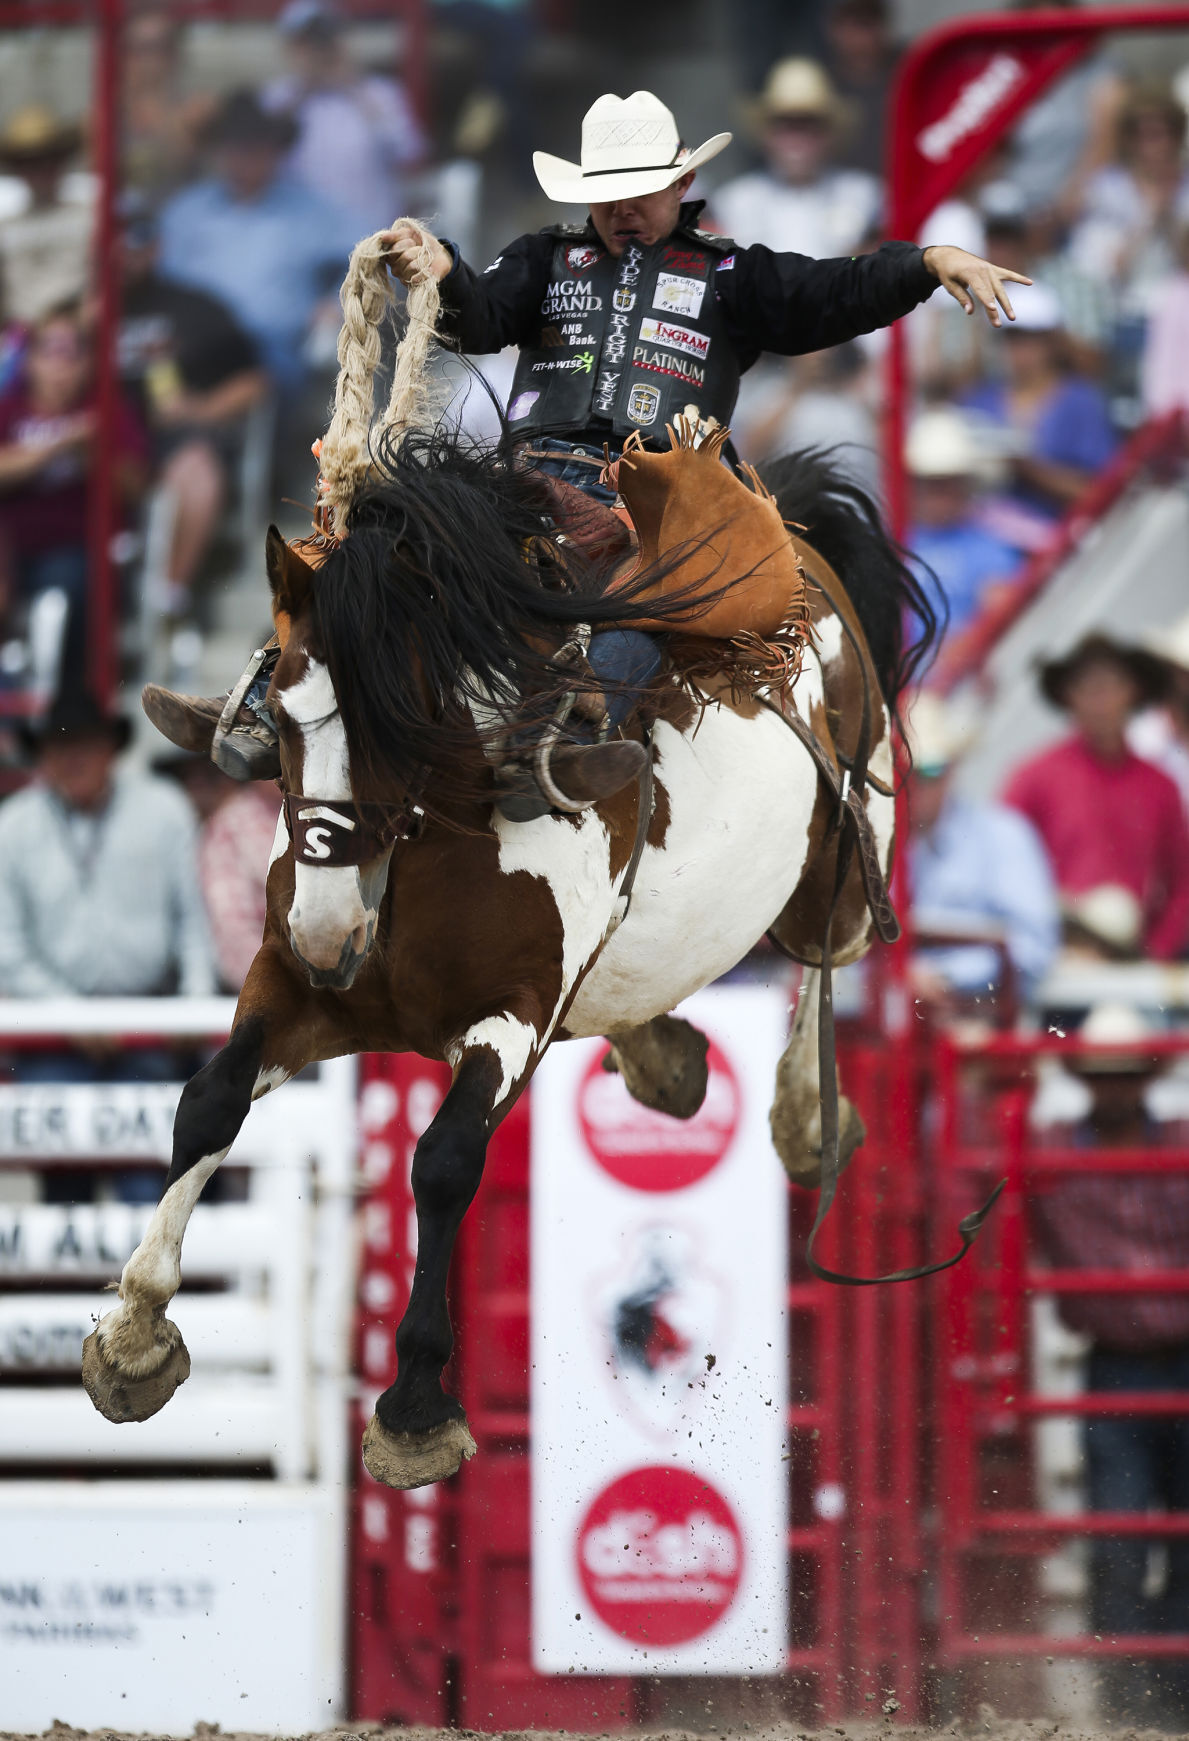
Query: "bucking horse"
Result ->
[[80, 225, 972, 1491]]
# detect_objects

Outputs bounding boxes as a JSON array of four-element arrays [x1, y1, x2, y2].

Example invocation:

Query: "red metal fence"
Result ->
[[348, 1028, 1189, 1725], [931, 1033, 1189, 1678]]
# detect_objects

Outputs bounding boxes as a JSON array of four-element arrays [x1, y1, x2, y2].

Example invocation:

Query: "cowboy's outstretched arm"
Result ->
[[922, 245, 1032, 327]]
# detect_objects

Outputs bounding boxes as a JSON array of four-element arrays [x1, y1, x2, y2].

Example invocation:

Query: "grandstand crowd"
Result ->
[[0, 0, 1186, 1017]]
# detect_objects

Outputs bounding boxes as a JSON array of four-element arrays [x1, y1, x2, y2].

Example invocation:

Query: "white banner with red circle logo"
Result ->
[[531, 984, 789, 1673]]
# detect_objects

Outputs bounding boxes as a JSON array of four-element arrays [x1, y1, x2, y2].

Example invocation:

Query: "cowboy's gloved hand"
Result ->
[[922, 246, 1032, 328], [379, 220, 454, 287]]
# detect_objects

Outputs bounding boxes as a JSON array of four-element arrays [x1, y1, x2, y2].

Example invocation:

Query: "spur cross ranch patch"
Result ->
[[637, 316, 711, 362], [627, 382, 661, 425], [654, 272, 706, 319]]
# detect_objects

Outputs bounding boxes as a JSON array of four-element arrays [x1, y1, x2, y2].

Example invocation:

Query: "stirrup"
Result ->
[[212, 638, 281, 780]]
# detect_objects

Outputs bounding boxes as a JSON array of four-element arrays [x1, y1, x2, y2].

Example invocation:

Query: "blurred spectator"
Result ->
[[1070, 86, 1189, 385], [905, 407, 1019, 643], [1131, 612, 1189, 818], [962, 283, 1117, 551], [1031, 1000, 1189, 1727], [122, 12, 215, 204], [1005, 14, 1123, 221], [118, 196, 268, 618], [960, 191, 1112, 382], [199, 781, 282, 991], [0, 303, 147, 691], [0, 106, 92, 327], [732, 343, 879, 497], [1140, 223, 1189, 418], [157, 90, 359, 392], [821, 0, 897, 179], [262, 0, 425, 234], [0, 691, 215, 1205], [907, 691, 1058, 1014], [711, 59, 880, 256], [0, 690, 214, 1000], [1003, 633, 1189, 961]]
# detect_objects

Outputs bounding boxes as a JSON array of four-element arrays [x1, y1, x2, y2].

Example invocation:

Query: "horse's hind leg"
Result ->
[[603, 1013, 710, 1119], [365, 1039, 521, 1490], [81, 1017, 270, 1421], [769, 968, 866, 1188]]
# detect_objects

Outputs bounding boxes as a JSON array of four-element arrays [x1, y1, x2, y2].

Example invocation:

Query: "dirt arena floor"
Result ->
[[3, 1722, 1186, 1741]]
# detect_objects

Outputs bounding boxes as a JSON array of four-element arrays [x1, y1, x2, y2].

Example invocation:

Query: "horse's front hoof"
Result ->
[[81, 1327, 191, 1423], [362, 1412, 477, 1490]]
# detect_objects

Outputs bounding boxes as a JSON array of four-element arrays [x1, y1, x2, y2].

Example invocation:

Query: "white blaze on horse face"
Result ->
[[280, 656, 384, 973]]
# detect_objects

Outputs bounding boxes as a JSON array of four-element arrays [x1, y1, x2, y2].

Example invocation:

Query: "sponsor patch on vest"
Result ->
[[631, 345, 705, 386], [661, 246, 708, 276], [531, 350, 595, 375], [613, 287, 637, 312], [716, 253, 736, 271], [654, 272, 706, 319], [508, 390, 539, 421], [541, 280, 604, 318], [638, 317, 711, 362], [627, 383, 661, 426], [566, 244, 602, 272]]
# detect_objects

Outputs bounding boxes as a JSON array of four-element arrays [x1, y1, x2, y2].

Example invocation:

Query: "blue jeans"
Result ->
[[1086, 1345, 1189, 1722]]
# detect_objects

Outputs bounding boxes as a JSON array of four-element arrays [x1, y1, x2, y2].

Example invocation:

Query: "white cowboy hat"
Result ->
[[906, 407, 1000, 483], [1068, 999, 1165, 1076], [533, 91, 731, 206], [749, 57, 848, 128], [906, 690, 976, 774]]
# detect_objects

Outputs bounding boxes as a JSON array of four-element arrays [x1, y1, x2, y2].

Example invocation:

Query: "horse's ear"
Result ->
[[265, 524, 316, 618]]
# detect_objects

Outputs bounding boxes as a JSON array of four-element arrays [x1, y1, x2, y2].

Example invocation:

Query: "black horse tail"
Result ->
[[756, 448, 945, 714]]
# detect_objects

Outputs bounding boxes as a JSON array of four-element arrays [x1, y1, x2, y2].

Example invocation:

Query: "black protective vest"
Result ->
[[507, 224, 739, 444]]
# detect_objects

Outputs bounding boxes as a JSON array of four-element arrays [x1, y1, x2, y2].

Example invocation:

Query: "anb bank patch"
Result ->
[[638, 317, 711, 362]]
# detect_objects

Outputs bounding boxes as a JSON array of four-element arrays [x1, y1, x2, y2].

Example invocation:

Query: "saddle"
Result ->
[[532, 417, 811, 690]]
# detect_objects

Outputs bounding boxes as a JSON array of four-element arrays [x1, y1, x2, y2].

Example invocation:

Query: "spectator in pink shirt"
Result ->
[[198, 780, 281, 991], [1003, 633, 1189, 960]]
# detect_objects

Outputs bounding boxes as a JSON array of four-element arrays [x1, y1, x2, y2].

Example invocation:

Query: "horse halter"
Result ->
[[282, 793, 425, 866]]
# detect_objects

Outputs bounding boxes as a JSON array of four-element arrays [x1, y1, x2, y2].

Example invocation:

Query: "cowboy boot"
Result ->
[[142, 639, 282, 782], [494, 737, 647, 823]]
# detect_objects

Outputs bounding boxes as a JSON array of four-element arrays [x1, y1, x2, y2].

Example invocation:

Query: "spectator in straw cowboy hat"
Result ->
[[1031, 1000, 1189, 1725], [907, 690, 1058, 1014], [1003, 633, 1189, 960], [156, 87, 1030, 798], [710, 58, 881, 259], [0, 104, 92, 327]]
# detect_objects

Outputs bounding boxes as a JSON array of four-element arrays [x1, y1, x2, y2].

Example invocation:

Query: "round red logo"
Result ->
[[578, 1041, 740, 1192], [576, 1465, 743, 1645]]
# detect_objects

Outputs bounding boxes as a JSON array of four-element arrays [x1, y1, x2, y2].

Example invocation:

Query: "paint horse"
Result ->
[[79, 424, 936, 1488]]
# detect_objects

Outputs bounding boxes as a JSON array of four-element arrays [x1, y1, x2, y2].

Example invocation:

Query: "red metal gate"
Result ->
[[931, 1033, 1189, 1683], [350, 1044, 887, 1724], [349, 1028, 929, 1727]]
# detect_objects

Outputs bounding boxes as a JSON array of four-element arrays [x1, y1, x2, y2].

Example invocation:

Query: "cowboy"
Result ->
[[150, 89, 1028, 809], [1003, 632, 1189, 961]]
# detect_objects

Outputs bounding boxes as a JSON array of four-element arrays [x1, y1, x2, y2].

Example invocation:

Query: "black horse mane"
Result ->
[[756, 448, 945, 714], [311, 427, 943, 822], [311, 424, 724, 820]]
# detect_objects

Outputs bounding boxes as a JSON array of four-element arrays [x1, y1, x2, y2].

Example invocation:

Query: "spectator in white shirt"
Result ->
[[710, 58, 880, 259]]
